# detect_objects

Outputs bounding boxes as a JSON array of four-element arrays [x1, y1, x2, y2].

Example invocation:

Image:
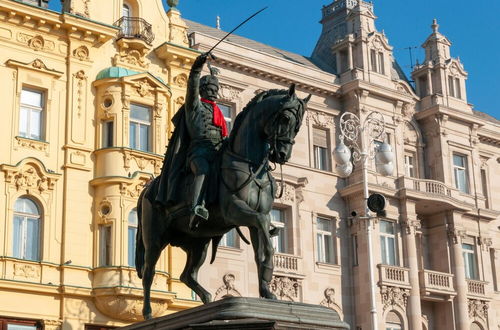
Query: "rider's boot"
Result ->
[[189, 174, 209, 230]]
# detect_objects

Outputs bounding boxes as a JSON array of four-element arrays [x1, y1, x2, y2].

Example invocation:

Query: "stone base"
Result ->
[[121, 297, 349, 330]]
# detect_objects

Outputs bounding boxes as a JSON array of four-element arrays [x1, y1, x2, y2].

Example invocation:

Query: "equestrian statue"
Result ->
[[136, 52, 310, 320]]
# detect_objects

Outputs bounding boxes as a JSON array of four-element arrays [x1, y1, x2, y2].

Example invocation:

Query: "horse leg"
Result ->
[[141, 242, 162, 320], [180, 239, 212, 303], [225, 199, 276, 299]]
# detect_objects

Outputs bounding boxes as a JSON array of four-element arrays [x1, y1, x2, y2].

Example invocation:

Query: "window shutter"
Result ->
[[313, 128, 328, 148]]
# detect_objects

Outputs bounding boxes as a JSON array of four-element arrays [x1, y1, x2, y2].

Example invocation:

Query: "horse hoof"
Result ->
[[143, 313, 153, 320]]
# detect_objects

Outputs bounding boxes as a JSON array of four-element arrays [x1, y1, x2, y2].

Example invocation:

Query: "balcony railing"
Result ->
[[467, 279, 488, 297], [419, 270, 456, 300], [114, 17, 155, 45], [273, 253, 300, 273], [412, 178, 452, 197], [378, 264, 410, 288]]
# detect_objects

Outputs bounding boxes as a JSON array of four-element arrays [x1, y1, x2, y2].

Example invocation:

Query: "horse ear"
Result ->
[[303, 94, 312, 104], [288, 83, 296, 97]]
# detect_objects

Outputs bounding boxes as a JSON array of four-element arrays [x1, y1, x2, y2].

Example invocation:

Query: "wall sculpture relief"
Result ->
[[269, 276, 301, 302], [214, 273, 242, 300], [380, 286, 409, 312]]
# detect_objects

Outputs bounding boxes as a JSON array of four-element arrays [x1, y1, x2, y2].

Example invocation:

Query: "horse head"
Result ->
[[263, 84, 310, 164]]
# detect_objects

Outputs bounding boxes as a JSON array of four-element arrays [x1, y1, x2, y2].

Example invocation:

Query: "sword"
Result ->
[[206, 6, 268, 56]]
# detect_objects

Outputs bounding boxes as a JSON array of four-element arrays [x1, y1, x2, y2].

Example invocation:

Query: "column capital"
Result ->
[[401, 219, 421, 235], [447, 226, 466, 245]]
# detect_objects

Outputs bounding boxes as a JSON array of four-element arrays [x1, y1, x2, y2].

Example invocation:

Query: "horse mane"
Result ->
[[228, 89, 289, 143]]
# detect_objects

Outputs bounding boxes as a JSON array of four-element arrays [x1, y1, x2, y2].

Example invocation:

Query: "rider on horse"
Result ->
[[154, 53, 228, 230]]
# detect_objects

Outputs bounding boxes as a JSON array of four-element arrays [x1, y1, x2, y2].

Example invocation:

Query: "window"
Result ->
[[19, 88, 44, 140], [462, 243, 478, 279], [0, 317, 41, 330], [220, 228, 239, 248], [480, 169, 489, 209], [270, 208, 287, 254], [453, 154, 469, 194], [448, 76, 461, 99], [13, 197, 41, 261], [418, 76, 428, 97], [102, 121, 114, 148], [490, 248, 498, 291], [122, 4, 131, 35], [316, 217, 335, 264], [128, 209, 138, 266], [313, 128, 330, 171], [380, 220, 398, 265], [99, 225, 112, 266], [386, 323, 402, 330], [218, 103, 233, 132], [385, 310, 403, 330], [130, 104, 151, 152], [370, 49, 384, 74], [404, 153, 415, 177]]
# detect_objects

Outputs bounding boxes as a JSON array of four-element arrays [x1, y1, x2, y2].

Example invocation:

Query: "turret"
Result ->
[[412, 19, 469, 109]]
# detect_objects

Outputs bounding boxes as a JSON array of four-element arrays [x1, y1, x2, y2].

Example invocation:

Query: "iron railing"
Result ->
[[114, 17, 155, 45]]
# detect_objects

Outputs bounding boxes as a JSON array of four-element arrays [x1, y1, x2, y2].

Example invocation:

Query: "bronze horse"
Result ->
[[135, 84, 309, 319]]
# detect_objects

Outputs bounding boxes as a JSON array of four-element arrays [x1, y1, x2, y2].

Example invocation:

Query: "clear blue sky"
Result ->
[[49, 0, 499, 120]]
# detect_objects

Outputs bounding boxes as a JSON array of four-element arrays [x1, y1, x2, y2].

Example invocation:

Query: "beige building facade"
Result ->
[[0, 0, 499, 329]]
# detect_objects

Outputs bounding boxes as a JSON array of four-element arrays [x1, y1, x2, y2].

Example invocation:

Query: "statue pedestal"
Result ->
[[121, 297, 349, 330]]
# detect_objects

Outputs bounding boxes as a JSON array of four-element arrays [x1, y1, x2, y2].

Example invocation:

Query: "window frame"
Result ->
[[129, 103, 152, 152], [99, 225, 112, 267], [217, 103, 233, 133], [316, 216, 336, 264], [19, 87, 45, 141], [462, 242, 478, 280], [312, 127, 331, 171], [379, 220, 398, 266], [404, 152, 416, 177], [0, 317, 42, 330], [452, 153, 469, 194], [12, 197, 42, 261], [128, 209, 138, 267], [219, 228, 239, 249], [102, 120, 114, 148], [270, 208, 288, 254]]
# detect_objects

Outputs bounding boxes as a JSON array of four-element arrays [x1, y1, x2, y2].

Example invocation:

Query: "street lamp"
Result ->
[[334, 111, 394, 330]]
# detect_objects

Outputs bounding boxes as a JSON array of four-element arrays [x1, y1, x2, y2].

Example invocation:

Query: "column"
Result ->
[[401, 201, 422, 330], [447, 212, 469, 330], [347, 43, 353, 70], [426, 70, 433, 96]]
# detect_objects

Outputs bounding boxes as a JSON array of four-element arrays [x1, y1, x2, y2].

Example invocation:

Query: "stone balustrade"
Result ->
[[466, 279, 488, 297], [273, 253, 301, 273], [378, 264, 411, 288], [419, 269, 456, 300]]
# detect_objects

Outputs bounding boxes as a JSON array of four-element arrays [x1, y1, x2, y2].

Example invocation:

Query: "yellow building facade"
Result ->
[[0, 0, 200, 328]]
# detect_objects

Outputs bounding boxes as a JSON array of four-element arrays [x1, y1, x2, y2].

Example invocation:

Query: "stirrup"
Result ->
[[194, 205, 209, 220]]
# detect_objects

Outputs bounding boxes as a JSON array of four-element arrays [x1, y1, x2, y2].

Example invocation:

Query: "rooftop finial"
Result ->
[[167, 0, 179, 8], [216, 15, 221, 30], [432, 18, 439, 33]]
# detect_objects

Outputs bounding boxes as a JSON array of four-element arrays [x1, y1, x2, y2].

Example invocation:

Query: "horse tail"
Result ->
[[210, 236, 223, 264], [135, 186, 146, 279]]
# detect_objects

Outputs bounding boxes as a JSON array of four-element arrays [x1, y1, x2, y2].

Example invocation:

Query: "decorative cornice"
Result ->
[[6, 58, 63, 77]]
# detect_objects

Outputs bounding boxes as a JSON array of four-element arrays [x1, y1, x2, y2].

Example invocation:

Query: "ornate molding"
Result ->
[[277, 183, 295, 204], [306, 110, 335, 128], [468, 299, 488, 320], [447, 227, 466, 244], [113, 39, 151, 69], [135, 79, 154, 97], [94, 295, 167, 322], [42, 319, 62, 330], [269, 276, 301, 302], [218, 83, 242, 103], [17, 33, 55, 52], [120, 176, 150, 199], [173, 73, 188, 88], [1, 159, 59, 194], [214, 273, 242, 300], [123, 149, 162, 175], [380, 286, 409, 312], [14, 136, 49, 154], [73, 45, 90, 61], [6, 58, 63, 77], [479, 236, 493, 251], [401, 219, 421, 235], [13, 263, 41, 279]]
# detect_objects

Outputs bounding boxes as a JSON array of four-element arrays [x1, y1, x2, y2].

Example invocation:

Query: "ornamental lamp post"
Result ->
[[334, 111, 394, 330]]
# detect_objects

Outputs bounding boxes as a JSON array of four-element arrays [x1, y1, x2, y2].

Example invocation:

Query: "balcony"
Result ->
[[466, 279, 489, 299], [419, 270, 456, 301], [273, 253, 302, 275], [378, 264, 411, 289], [114, 17, 155, 45]]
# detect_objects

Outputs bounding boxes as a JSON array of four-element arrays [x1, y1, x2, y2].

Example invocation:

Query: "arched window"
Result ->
[[128, 209, 138, 266], [386, 310, 403, 330], [13, 197, 41, 261], [122, 4, 131, 35], [122, 4, 131, 18]]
